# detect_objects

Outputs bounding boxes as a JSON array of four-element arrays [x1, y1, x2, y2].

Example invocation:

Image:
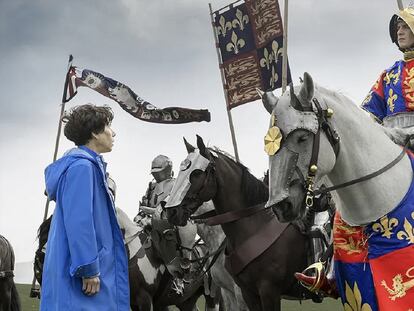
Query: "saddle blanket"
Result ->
[[334, 153, 414, 311]]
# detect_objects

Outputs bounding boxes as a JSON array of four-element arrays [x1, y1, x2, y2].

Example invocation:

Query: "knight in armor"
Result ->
[[296, 6, 414, 297], [134, 155, 176, 224], [134, 155, 197, 288]]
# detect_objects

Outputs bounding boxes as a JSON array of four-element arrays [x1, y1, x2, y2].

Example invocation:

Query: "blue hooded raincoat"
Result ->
[[40, 146, 130, 310]]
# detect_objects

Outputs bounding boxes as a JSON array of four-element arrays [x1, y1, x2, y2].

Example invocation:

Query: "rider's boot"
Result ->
[[295, 261, 338, 299]]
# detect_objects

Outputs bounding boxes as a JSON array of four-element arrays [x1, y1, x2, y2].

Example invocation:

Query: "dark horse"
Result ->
[[165, 136, 318, 311], [0, 235, 21, 311], [35, 211, 220, 311]]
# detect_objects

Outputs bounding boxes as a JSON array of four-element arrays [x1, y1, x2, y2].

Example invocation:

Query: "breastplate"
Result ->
[[150, 178, 175, 208]]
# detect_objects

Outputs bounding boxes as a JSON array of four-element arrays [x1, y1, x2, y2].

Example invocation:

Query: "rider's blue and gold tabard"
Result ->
[[362, 53, 414, 121], [334, 152, 414, 310]]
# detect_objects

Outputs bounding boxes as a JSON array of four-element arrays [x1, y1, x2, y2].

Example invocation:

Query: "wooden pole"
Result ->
[[281, 0, 289, 93], [397, 0, 404, 10], [208, 3, 240, 162], [30, 55, 73, 298]]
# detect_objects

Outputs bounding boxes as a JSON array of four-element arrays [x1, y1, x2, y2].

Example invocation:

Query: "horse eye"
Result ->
[[298, 133, 310, 143]]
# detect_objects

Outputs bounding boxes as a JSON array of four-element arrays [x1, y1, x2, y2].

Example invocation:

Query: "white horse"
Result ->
[[194, 202, 248, 311], [263, 72, 414, 309]]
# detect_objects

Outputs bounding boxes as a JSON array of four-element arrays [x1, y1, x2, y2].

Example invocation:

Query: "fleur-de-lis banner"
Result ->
[[214, 0, 291, 108]]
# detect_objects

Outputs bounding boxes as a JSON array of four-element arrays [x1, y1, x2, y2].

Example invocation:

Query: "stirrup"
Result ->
[[294, 262, 338, 299], [297, 261, 326, 292]]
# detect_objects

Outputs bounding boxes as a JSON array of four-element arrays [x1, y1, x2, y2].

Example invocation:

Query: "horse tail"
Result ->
[[10, 281, 21, 311]]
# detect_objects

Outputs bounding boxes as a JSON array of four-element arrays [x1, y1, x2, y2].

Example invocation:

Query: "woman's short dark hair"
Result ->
[[63, 104, 114, 146]]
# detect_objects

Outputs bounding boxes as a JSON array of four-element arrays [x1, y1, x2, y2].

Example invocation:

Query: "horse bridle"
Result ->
[[297, 97, 409, 209], [185, 160, 217, 208], [299, 97, 340, 209]]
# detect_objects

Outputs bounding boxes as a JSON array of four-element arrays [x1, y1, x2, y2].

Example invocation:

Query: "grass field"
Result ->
[[17, 283, 342, 310]]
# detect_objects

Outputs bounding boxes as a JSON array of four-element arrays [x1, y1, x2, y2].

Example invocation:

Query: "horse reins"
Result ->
[[303, 97, 410, 206], [191, 202, 266, 226], [189, 155, 267, 226]]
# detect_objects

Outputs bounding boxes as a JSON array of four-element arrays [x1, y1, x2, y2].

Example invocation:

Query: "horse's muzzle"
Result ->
[[165, 206, 187, 226], [272, 199, 297, 222]]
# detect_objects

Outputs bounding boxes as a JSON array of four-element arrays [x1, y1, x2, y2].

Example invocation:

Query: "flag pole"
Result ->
[[30, 54, 74, 298], [281, 0, 289, 93], [397, 0, 404, 10], [208, 3, 240, 162]]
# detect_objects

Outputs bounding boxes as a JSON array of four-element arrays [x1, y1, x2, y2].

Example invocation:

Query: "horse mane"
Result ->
[[37, 216, 52, 249], [0, 235, 14, 269], [209, 147, 269, 206]]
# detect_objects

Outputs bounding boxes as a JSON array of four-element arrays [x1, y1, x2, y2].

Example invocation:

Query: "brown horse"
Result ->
[[0, 235, 21, 311], [165, 136, 320, 311]]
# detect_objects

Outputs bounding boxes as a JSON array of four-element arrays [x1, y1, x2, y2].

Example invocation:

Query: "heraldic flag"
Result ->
[[214, 0, 291, 108], [333, 152, 414, 311], [63, 65, 210, 124]]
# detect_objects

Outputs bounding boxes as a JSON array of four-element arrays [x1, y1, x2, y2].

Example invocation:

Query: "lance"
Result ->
[[281, 0, 289, 92], [30, 54, 74, 298]]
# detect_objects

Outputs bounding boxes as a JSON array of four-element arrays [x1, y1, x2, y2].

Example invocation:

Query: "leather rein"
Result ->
[[301, 98, 410, 208], [189, 156, 267, 226]]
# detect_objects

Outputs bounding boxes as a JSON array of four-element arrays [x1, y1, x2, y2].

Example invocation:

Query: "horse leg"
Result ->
[[0, 280, 12, 311], [240, 287, 262, 311], [10, 281, 21, 311], [130, 289, 152, 311], [205, 292, 220, 311], [176, 288, 202, 311], [258, 283, 281, 311]]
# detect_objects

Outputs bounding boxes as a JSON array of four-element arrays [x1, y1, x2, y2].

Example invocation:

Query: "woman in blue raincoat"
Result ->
[[40, 104, 129, 311]]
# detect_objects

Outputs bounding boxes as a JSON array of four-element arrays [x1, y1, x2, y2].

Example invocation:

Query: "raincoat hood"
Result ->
[[45, 147, 100, 201]]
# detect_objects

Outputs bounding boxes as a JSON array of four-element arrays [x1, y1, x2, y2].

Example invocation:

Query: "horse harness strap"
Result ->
[[190, 202, 265, 226], [190, 238, 227, 284], [305, 98, 340, 208], [314, 141, 409, 196], [225, 216, 289, 275], [307, 97, 409, 199]]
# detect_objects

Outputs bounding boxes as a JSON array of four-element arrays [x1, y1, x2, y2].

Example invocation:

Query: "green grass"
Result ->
[[17, 283, 342, 310], [16, 284, 40, 311]]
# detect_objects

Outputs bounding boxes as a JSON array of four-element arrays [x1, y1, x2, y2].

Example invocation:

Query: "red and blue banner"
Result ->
[[213, 0, 291, 109], [334, 154, 414, 310]]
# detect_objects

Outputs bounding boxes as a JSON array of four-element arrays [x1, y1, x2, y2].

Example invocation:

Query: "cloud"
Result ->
[[0, 0, 404, 264]]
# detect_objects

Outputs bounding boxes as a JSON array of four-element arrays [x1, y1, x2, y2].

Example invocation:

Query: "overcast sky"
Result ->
[[0, 0, 403, 263]]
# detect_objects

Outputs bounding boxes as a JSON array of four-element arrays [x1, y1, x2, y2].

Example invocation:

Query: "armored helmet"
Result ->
[[151, 155, 173, 173], [389, 7, 414, 47]]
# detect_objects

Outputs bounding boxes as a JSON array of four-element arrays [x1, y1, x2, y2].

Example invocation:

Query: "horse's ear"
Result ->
[[298, 72, 314, 111], [258, 88, 278, 114], [183, 137, 195, 154], [290, 83, 304, 111], [196, 135, 209, 158]]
